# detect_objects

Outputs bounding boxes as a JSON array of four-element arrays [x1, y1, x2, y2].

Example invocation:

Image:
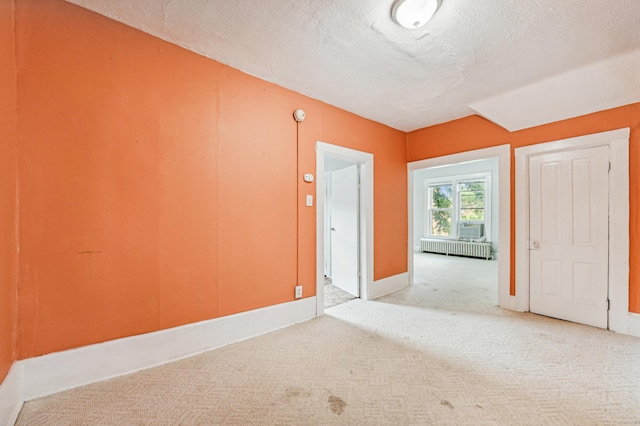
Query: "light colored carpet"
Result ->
[[16, 253, 640, 425]]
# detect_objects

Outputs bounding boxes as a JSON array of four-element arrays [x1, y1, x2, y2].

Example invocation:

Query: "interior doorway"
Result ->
[[410, 157, 500, 305], [316, 142, 373, 316], [407, 145, 511, 308], [324, 158, 359, 308], [515, 128, 630, 333]]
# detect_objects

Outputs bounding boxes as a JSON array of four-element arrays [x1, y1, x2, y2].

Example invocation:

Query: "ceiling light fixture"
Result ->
[[391, 0, 441, 29]]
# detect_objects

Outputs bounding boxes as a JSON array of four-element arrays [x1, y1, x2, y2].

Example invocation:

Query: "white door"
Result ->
[[329, 164, 359, 297], [529, 145, 609, 328], [323, 174, 332, 278]]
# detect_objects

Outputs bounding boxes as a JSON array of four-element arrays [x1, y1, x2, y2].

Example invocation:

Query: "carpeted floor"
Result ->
[[16, 253, 640, 425]]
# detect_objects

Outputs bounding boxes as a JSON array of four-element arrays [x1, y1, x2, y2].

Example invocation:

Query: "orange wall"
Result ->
[[0, 0, 19, 382], [15, 0, 407, 358], [408, 105, 640, 313]]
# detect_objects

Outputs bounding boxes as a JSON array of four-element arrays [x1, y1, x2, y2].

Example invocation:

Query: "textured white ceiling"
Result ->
[[65, 0, 640, 132]]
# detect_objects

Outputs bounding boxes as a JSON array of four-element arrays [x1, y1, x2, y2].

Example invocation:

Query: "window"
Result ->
[[425, 174, 490, 239], [429, 184, 452, 236], [458, 181, 485, 221]]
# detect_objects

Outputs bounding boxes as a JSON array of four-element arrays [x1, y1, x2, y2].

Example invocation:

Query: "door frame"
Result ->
[[316, 142, 374, 316], [515, 128, 630, 333], [407, 144, 511, 309], [327, 162, 361, 298]]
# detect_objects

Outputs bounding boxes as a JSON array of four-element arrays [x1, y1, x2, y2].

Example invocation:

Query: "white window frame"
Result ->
[[426, 181, 454, 239], [425, 172, 491, 240]]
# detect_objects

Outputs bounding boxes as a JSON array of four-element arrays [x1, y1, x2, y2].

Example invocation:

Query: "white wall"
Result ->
[[412, 158, 500, 256]]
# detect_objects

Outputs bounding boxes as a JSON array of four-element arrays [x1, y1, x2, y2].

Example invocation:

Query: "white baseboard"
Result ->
[[20, 297, 317, 401], [628, 313, 640, 338], [0, 363, 24, 426], [501, 294, 528, 313], [369, 272, 409, 300]]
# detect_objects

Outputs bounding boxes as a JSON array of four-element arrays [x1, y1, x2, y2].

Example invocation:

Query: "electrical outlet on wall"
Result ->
[[295, 285, 303, 299]]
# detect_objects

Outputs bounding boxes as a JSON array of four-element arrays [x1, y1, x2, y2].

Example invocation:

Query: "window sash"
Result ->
[[429, 184, 452, 209], [458, 180, 486, 221], [428, 184, 453, 237], [429, 209, 452, 236]]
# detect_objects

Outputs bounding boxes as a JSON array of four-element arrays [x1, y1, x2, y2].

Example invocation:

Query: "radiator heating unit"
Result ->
[[420, 238, 491, 260]]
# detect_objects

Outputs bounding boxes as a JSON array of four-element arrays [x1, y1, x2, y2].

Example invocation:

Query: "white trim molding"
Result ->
[[370, 272, 409, 300], [0, 362, 24, 426], [628, 313, 640, 338], [316, 142, 374, 317], [407, 144, 511, 310], [515, 128, 630, 333], [20, 297, 316, 401]]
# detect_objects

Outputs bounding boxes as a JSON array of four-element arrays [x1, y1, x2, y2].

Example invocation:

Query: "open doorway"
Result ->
[[411, 158, 499, 306], [408, 145, 511, 309], [316, 142, 374, 316], [323, 157, 359, 308]]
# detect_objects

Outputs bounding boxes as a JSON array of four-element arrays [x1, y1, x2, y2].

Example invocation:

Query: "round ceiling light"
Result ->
[[391, 0, 441, 29]]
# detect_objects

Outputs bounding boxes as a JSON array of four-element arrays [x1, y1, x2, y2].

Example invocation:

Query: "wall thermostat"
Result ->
[[303, 173, 314, 183], [293, 109, 306, 122]]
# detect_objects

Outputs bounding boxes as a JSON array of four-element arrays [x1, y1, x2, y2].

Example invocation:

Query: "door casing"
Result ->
[[316, 142, 373, 317]]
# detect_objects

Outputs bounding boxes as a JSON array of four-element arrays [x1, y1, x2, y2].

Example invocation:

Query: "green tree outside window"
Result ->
[[459, 181, 485, 221], [430, 184, 452, 236]]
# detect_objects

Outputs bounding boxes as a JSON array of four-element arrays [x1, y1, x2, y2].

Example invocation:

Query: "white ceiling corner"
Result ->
[[64, 0, 640, 133], [469, 49, 640, 132]]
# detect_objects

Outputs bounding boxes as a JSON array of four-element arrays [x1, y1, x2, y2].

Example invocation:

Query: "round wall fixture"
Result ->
[[293, 109, 306, 122], [391, 0, 441, 29]]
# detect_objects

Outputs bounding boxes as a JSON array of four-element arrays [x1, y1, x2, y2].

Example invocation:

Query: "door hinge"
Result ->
[[608, 161, 611, 172], [606, 299, 610, 311]]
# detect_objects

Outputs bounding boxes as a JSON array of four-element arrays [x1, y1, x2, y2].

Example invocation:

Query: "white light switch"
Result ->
[[305, 195, 313, 206]]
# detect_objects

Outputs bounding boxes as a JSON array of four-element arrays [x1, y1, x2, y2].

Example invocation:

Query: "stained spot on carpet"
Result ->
[[533, 332, 564, 343], [285, 387, 311, 399], [328, 395, 346, 415], [440, 400, 454, 409]]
